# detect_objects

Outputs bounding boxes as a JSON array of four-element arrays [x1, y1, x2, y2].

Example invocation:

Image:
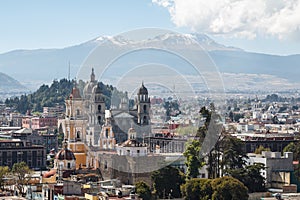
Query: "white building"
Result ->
[[247, 151, 294, 189], [116, 127, 147, 157]]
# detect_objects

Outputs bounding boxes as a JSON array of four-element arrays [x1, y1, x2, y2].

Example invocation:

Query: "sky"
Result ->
[[0, 0, 300, 55]]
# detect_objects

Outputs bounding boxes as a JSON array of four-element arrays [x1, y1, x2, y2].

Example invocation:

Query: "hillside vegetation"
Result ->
[[5, 79, 124, 114]]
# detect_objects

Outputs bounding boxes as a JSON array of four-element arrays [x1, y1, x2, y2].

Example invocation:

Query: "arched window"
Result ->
[[143, 105, 147, 113], [76, 131, 80, 139], [76, 109, 80, 116], [98, 105, 101, 112], [105, 129, 109, 138], [98, 116, 101, 124], [143, 116, 147, 124]]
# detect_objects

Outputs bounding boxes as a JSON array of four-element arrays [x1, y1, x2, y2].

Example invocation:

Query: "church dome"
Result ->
[[92, 83, 102, 94], [55, 149, 76, 161], [83, 68, 97, 97], [55, 140, 76, 161], [83, 82, 96, 97], [138, 83, 148, 95]]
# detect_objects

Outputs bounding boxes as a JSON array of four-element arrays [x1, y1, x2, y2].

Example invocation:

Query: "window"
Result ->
[[98, 105, 101, 112], [143, 105, 147, 113], [98, 116, 101, 124], [105, 129, 109, 138], [67, 162, 71, 169]]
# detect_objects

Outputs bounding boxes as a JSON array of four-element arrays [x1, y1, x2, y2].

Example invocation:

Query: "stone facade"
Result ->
[[59, 68, 152, 171]]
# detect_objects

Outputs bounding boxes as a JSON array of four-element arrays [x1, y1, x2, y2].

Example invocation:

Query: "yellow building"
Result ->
[[58, 84, 88, 168]]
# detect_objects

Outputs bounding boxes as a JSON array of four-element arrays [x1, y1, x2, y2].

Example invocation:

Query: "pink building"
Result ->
[[22, 116, 57, 130]]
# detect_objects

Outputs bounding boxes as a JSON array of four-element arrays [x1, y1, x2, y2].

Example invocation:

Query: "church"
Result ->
[[58, 68, 152, 170]]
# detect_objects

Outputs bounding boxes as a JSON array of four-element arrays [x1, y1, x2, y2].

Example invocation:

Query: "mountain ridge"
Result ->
[[0, 33, 299, 91], [0, 73, 29, 101]]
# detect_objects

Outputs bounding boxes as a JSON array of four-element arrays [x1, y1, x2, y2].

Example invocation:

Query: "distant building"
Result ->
[[116, 127, 148, 157], [22, 116, 57, 130], [43, 106, 64, 117], [0, 139, 46, 169], [247, 151, 294, 189], [144, 133, 187, 153], [232, 132, 295, 153], [31, 116, 57, 130], [9, 113, 23, 127], [12, 128, 58, 153], [97, 153, 164, 185]]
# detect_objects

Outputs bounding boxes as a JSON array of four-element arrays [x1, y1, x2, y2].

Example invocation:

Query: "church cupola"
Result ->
[[138, 82, 148, 95], [92, 83, 106, 126], [54, 139, 76, 175], [91, 68, 96, 82], [136, 83, 150, 125]]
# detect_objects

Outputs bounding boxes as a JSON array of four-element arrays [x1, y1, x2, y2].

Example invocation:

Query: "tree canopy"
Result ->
[[221, 136, 248, 172], [5, 79, 73, 114], [211, 176, 249, 200], [181, 176, 248, 200], [12, 162, 32, 196], [254, 145, 271, 154], [151, 166, 185, 199], [181, 178, 212, 200], [0, 166, 9, 190], [135, 181, 152, 200], [5, 79, 126, 114], [183, 140, 204, 179], [284, 142, 300, 181], [227, 163, 266, 193]]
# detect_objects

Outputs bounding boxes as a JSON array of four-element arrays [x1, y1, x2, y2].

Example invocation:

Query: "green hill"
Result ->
[[5, 79, 126, 114]]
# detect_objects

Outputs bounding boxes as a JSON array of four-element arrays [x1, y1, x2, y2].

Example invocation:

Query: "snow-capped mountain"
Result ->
[[91, 33, 242, 51], [0, 33, 299, 92]]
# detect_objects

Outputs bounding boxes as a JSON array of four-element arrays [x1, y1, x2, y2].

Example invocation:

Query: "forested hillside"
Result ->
[[5, 79, 125, 114]]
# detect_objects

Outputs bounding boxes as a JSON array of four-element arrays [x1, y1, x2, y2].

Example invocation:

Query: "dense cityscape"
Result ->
[[0, 68, 300, 199], [1, 1, 300, 200]]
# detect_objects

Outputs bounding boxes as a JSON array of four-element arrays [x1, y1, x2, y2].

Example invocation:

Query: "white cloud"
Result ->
[[153, 0, 300, 39]]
